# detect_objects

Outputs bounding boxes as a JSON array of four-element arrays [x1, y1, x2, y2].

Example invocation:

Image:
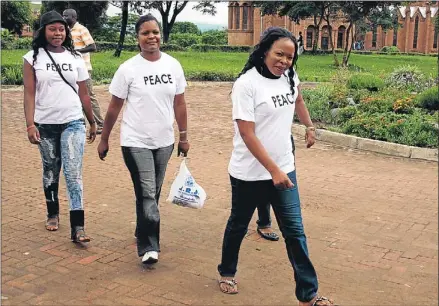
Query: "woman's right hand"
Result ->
[[97, 140, 109, 161], [271, 168, 294, 189], [27, 126, 41, 144]]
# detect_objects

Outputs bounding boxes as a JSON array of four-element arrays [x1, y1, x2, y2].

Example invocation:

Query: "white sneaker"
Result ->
[[142, 251, 158, 264]]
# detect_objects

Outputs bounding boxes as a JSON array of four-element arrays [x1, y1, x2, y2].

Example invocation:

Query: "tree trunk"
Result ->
[[114, 1, 128, 57], [345, 25, 355, 66], [326, 17, 339, 67], [342, 22, 353, 66]]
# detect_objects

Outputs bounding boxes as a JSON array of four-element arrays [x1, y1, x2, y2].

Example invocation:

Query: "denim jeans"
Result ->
[[218, 171, 318, 302], [256, 135, 296, 229], [36, 119, 86, 216], [122, 145, 174, 257]]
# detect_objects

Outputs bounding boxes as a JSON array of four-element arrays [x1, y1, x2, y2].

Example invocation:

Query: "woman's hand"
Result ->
[[271, 168, 294, 189], [177, 140, 190, 157], [87, 122, 97, 144], [97, 139, 109, 161], [27, 126, 40, 144], [305, 127, 316, 148]]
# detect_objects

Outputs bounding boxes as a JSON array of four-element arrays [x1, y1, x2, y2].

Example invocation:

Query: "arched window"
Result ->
[[413, 15, 419, 49], [434, 25, 438, 49], [337, 26, 346, 49], [234, 4, 240, 29], [321, 25, 331, 50], [242, 4, 249, 30], [306, 26, 314, 48], [372, 26, 377, 48]]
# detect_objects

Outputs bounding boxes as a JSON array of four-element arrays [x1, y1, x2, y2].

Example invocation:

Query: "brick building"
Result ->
[[228, 1, 439, 54]]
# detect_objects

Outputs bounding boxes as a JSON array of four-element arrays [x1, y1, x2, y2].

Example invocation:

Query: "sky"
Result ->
[[107, 1, 228, 26], [30, 1, 229, 26]]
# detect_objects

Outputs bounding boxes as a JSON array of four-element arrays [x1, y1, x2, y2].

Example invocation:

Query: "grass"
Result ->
[[2, 49, 438, 84]]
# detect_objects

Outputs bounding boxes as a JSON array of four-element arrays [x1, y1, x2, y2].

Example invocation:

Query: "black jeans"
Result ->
[[218, 171, 318, 302], [122, 145, 173, 257], [256, 134, 296, 228]]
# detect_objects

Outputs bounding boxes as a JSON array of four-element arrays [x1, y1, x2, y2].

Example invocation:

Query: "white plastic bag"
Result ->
[[167, 159, 206, 209]]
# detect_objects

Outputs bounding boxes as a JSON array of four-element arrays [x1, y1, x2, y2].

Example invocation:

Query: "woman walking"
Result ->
[[23, 11, 96, 243], [217, 27, 335, 306], [97, 14, 189, 264]]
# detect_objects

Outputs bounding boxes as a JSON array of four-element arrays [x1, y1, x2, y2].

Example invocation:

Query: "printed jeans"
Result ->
[[122, 145, 174, 257], [36, 119, 86, 216], [218, 171, 318, 302]]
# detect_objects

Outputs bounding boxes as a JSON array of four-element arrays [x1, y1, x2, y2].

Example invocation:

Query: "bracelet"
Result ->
[[179, 140, 189, 144], [26, 125, 36, 132], [179, 130, 187, 134], [306, 126, 316, 131], [89, 120, 96, 125]]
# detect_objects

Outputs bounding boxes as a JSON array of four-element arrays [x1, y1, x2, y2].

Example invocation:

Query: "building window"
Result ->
[[321, 25, 330, 50], [337, 26, 346, 49], [393, 28, 398, 46], [242, 5, 249, 30], [434, 26, 438, 48], [306, 26, 314, 49], [234, 5, 240, 29], [413, 16, 419, 49], [372, 26, 377, 48]]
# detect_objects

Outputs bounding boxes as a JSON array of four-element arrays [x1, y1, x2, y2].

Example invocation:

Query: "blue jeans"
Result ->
[[122, 145, 174, 257], [218, 171, 318, 302], [256, 135, 296, 229], [36, 119, 86, 216]]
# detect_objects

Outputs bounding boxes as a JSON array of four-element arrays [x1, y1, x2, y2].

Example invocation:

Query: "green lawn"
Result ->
[[2, 49, 437, 84]]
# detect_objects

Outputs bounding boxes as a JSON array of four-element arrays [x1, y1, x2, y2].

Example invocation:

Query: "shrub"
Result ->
[[393, 96, 416, 114], [95, 41, 187, 52], [380, 46, 400, 53], [190, 44, 251, 52], [1, 64, 22, 85], [342, 110, 438, 148], [301, 85, 333, 123], [358, 95, 394, 114], [201, 30, 227, 45], [336, 106, 358, 125], [386, 65, 429, 92], [347, 74, 385, 91], [169, 33, 201, 47], [416, 86, 439, 111], [12, 37, 33, 49]]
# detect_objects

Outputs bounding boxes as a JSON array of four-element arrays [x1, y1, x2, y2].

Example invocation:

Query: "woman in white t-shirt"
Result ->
[[23, 11, 97, 243], [97, 14, 189, 265], [217, 27, 335, 306]]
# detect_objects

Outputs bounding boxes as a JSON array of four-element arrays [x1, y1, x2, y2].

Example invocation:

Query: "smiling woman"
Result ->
[[97, 13, 191, 266]]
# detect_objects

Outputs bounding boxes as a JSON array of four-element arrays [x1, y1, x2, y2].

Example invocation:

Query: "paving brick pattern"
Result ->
[[2, 84, 437, 305]]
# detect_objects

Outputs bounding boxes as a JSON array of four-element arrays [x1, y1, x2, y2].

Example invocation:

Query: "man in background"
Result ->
[[63, 8, 104, 134]]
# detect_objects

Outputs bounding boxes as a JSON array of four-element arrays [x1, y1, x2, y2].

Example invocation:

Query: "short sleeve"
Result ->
[[80, 27, 95, 46], [174, 60, 187, 95], [23, 50, 35, 66], [109, 64, 129, 99], [76, 56, 89, 82], [231, 79, 255, 122]]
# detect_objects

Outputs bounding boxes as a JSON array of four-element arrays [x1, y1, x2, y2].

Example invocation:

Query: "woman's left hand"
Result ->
[[305, 129, 316, 148], [177, 140, 190, 157], [87, 123, 97, 144]]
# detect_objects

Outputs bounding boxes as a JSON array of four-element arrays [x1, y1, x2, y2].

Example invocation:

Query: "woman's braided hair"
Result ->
[[32, 23, 78, 66], [237, 26, 299, 96]]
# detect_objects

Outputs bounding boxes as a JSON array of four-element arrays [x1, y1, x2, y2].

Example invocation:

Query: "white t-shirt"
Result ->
[[228, 67, 300, 181], [23, 48, 89, 124], [109, 53, 187, 149]]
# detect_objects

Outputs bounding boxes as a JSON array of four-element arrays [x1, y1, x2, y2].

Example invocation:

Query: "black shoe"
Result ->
[[257, 228, 279, 241]]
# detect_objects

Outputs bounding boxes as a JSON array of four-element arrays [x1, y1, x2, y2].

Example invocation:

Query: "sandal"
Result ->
[[45, 216, 59, 231], [257, 228, 279, 241], [312, 296, 336, 306], [218, 278, 238, 294], [71, 227, 91, 243]]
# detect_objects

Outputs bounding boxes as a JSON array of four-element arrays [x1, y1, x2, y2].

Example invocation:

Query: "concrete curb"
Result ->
[[292, 124, 438, 162]]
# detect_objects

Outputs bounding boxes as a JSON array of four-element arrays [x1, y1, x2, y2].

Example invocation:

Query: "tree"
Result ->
[[94, 13, 139, 43], [172, 21, 200, 34], [1, 1, 32, 36], [113, 1, 129, 57], [40, 1, 109, 34], [255, 1, 330, 53]]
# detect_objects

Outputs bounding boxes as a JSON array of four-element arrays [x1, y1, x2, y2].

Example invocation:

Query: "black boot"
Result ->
[[70, 210, 90, 243]]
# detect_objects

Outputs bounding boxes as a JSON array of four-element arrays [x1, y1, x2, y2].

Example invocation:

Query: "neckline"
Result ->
[[256, 64, 281, 80]]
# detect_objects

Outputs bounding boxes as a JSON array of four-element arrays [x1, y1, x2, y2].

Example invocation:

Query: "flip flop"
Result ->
[[257, 228, 279, 241]]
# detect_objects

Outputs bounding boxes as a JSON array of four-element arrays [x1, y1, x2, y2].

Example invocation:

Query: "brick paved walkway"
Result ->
[[2, 84, 437, 305]]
